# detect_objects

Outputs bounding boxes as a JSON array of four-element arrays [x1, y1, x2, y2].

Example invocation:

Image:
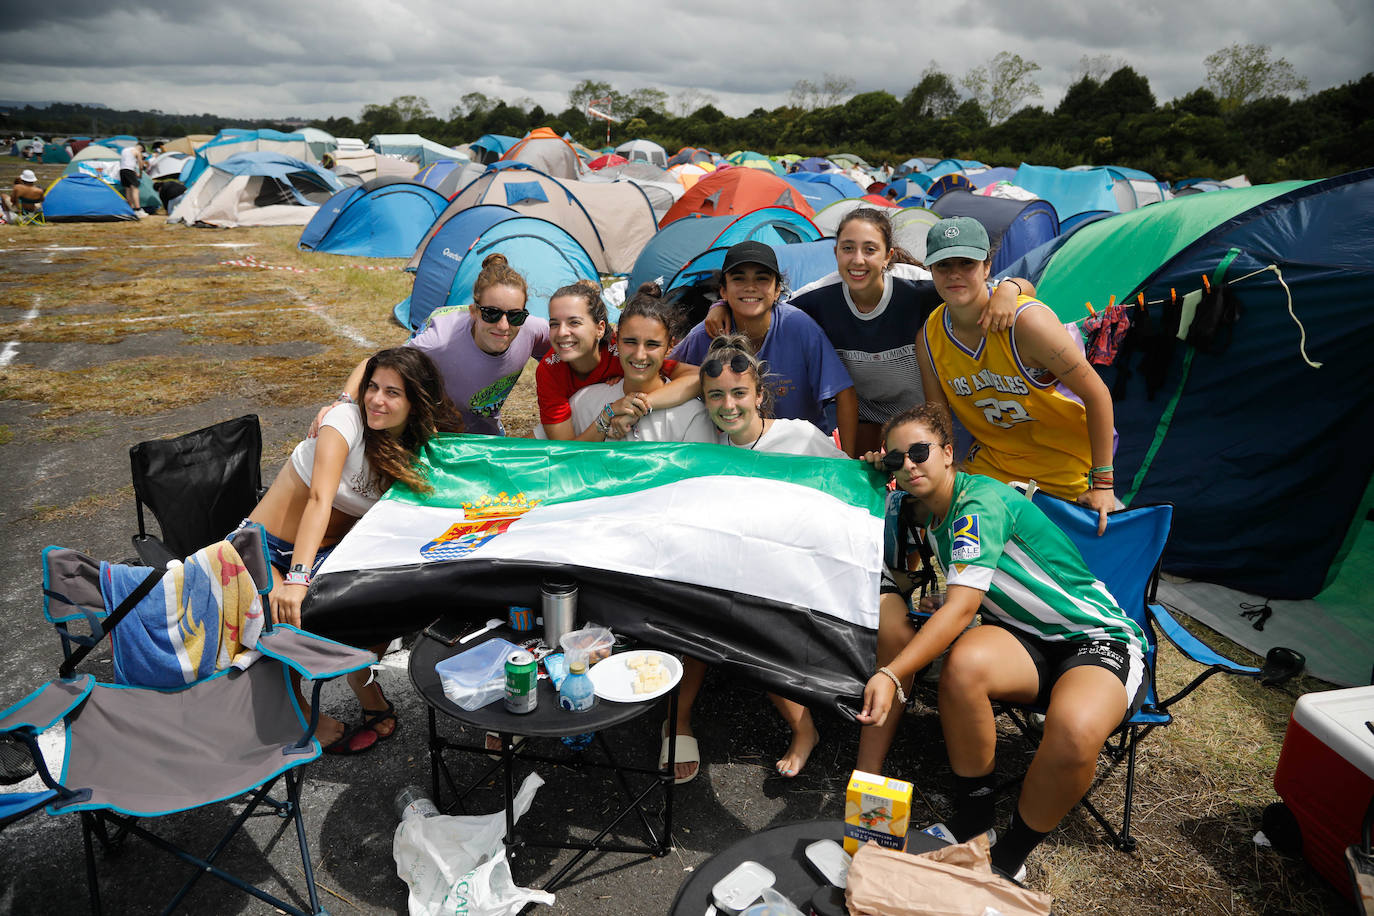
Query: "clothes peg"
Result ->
[[1202, 275, 1212, 293], [1085, 301, 1096, 316]]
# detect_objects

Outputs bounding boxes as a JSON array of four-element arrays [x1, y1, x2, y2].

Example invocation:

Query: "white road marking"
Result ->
[[0, 298, 40, 367]]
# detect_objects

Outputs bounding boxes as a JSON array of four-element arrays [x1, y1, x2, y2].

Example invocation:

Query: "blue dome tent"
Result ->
[[627, 206, 821, 293], [395, 210, 597, 331], [42, 174, 138, 222], [299, 178, 448, 257], [930, 189, 1060, 278]]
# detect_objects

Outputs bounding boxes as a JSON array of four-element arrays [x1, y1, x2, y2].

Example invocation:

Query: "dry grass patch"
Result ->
[[29, 484, 134, 523]]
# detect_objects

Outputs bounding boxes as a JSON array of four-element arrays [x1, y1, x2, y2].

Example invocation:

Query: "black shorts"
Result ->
[[880, 563, 917, 600], [119, 169, 139, 189], [989, 621, 1149, 723]]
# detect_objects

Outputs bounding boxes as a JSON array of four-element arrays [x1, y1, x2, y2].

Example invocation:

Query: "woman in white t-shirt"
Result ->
[[563, 282, 715, 443], [247, 347, 461, 754], [663, 333, 845, 784]]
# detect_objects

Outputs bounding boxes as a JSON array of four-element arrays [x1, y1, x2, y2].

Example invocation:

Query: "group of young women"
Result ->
[[254, 208, 1131, 880]]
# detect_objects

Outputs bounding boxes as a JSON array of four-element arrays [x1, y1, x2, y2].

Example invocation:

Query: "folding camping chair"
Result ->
[[129, 414, 264, 568], [999, 492, 1304, 851], [13, 196, 45, 226], [5, 529, 377, 915]]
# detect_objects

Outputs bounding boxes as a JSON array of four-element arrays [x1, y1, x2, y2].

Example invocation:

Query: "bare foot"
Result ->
[[775, 720, 820, 778], [313, 710, 347, 747]]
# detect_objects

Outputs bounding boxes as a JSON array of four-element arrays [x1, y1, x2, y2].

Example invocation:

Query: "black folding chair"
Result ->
[[129, 414, 264, 567]]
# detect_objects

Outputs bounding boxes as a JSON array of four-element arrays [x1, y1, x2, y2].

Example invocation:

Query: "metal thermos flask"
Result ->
[[541, 577, 577, 648]]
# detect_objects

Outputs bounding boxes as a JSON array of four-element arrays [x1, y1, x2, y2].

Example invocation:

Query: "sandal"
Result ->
[[359, 684, 399, 745], [660, 720, 700, 785], [322, 721, 378, 755]]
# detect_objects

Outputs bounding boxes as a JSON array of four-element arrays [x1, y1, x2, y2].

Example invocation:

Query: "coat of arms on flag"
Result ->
[[419, 492, 539, 561]]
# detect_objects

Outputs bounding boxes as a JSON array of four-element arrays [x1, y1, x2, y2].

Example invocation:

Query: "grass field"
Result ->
[[0, 166, 1349, 914]]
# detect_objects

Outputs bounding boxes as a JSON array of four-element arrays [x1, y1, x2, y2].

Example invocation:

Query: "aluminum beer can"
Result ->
[[504, 650, 538, 714]]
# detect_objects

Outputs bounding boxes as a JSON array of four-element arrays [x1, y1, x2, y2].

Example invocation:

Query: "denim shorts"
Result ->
[[238, 519, 335, 576]]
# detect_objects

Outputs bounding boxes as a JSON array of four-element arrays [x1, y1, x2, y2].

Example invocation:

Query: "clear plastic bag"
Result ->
[[558, 625, 613, 669], [394, 772, 554, 916], [436, 638, 520, 710]]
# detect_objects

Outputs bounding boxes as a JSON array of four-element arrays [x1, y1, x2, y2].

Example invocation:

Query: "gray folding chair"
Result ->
[[3, 531, 376, 915]]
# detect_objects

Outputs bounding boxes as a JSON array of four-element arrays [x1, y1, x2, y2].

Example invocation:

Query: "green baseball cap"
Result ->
[[925, 217, 990, 265]]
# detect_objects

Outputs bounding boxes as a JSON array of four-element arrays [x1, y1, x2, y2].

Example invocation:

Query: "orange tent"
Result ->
[[658, 166, 815, 228], [500, 127, 584, 179]]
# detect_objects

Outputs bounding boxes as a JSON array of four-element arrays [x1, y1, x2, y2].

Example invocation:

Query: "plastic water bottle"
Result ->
[[394, 784, 440, 820], [558, 660, 595, 712]]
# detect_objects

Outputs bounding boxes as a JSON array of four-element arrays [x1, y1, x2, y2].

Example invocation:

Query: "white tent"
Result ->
[[614, 139, 668, 169]]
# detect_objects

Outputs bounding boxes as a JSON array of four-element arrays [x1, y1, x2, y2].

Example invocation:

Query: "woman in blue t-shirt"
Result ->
[[671, 241, 858, 452]]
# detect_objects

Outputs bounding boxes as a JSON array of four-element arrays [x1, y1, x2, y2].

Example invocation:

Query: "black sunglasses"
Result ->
[[881, 442, 934, 473], [476, 305, 530, 326], [702, 352, 752, 378]]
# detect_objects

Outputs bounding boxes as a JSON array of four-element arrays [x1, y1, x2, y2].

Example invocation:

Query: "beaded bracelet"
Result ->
[[877, 666, 907, 706]]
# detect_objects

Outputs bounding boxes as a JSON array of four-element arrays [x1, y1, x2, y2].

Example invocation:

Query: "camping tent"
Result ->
[[395, 208, 599, 331], [470, 135, 519, 164], [501, 128, 584, 179], [889, 207, 941, 262], [184, 129, 318, 186], [433, 164, 658, 274], [659, 167, 815, 228], [615, 139, 668, 169], [299, 178, 448, 257], [298, 128, 337, 161], [368, 134, 459, 168], [160, 135, 214, 155], [41, 174, 138, 222], [1068, 165, 1170, 209], [667, 147, 714, 167], [627, 206, 822, 293], [169, 151, 343, 227], [783, 172, 867, 211], [930, 190, 1060, 277], [1012, 171, 1374, 603], [725, 150, 785, 176], [581, 162, 684, 221], [1014, 164, 1119, 222]]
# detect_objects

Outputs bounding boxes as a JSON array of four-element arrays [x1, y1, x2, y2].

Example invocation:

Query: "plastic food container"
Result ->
[[558, 624, 613, 669]]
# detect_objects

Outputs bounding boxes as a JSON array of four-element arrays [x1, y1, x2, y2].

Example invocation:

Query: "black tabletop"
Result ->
[[668, 818, 943, 915], [409, 623, 661, 738]]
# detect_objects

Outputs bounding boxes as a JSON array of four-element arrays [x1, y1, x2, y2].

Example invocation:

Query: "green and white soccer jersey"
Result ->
[[927, 473, 1146, 655]]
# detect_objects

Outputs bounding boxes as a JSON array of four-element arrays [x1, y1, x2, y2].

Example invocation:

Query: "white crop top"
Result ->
[[289, 403, 383, 517]]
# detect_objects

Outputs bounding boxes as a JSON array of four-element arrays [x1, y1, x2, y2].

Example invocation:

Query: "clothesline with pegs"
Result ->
[[1066, 262, 1321, 369]]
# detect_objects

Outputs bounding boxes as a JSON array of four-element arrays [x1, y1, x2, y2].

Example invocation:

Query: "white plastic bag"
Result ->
[[436, 638, 519, 711], [394, 772, 555, 915]]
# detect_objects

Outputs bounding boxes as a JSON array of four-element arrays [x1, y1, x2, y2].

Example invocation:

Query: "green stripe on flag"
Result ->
[[386, 435, 887, 518]]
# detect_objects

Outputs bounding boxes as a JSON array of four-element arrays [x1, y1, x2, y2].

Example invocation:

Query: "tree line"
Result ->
[[6, 44, 1369, 184]]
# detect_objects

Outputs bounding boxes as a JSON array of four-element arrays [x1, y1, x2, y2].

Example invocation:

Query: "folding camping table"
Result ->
[[409, 617, 678, 892]]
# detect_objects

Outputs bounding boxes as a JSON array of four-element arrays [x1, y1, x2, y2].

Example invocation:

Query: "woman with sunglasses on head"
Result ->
[[564, 282, 716, 443], [537, 279, 702, 441], [315, 254, 549, 437], [662, 334, 844, 785], [916, 217, 1118, 535], [857, 402, 1147, 881], [673, 241, 857, 453], [705, 210, 1026, 456]]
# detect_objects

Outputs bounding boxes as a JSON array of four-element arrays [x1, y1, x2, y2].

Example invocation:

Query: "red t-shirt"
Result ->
[[535, 343, 678, 425]]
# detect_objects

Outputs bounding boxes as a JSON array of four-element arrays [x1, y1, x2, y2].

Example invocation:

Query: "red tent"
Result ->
[[588, 153, 629, 170], [658, 166, 816, 228]]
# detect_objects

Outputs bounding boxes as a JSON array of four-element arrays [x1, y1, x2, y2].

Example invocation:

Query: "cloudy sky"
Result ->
[[2, 0, 1369, 122]]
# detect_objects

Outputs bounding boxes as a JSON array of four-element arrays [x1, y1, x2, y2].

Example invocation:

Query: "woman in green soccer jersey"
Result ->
[[856, 402, 1148, 880]]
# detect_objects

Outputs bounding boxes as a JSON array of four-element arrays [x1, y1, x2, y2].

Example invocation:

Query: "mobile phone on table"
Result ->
[[422, 617, 467, 646]]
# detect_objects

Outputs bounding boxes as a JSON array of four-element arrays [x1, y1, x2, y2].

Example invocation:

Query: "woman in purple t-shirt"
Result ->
[[316, 254, 551, 436]]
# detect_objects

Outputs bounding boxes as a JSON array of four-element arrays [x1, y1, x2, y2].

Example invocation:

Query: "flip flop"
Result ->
[[359, 684, 398, 745], [660, 721, 699, 785], [322, 721, 378, 755], [485, 732, 527, 760]]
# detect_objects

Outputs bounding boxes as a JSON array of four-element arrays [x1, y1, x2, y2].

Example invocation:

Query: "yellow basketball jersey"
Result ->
[[923, 298, 1090, 499]]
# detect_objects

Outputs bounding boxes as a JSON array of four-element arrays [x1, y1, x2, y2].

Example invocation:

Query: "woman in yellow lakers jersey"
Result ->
[[915, 217, 1117, 534]]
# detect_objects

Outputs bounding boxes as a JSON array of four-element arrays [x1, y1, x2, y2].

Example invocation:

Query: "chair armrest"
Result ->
[[131, 533, 177, 569], [0, 676, 94, 734], [1149, 603, 1260, 676], [258, 625, 376, 680]]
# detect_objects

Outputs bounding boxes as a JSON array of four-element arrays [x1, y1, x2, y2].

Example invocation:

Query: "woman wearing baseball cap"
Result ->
[[915, 216, 1118, 534], [671, 240, 857, 452]]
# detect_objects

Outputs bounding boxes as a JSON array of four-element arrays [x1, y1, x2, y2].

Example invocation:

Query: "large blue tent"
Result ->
[[41, 174, 137, 222], [930, 190, 1060, 278], [299, 178, 448, 257], [783, 173, 867, 211], [627, 206, 821, 293]]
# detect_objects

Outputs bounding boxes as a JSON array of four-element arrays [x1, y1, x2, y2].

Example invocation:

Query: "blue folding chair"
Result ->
[[1003, 492, 1304, 851]]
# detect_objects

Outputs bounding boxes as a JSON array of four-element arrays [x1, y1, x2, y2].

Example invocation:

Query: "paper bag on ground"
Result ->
[[845, 839, 1052, 916]]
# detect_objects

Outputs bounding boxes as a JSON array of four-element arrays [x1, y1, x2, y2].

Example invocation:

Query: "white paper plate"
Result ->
[[587, 650, 682, 703]]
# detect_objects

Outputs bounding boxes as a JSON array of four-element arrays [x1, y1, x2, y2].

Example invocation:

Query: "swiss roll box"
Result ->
[[1273, 685, 1374, 898]]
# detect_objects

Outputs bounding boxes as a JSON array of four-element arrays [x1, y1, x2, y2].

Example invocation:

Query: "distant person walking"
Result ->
[[119, 142, 146, 210]]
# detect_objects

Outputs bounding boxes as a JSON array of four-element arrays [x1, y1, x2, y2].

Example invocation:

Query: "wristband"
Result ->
[[877, 666, 907, 706], [999, 278, 1024, 296], [336, 392, 353, 404], [595, 414, 612, 436], [283, 570, 311, 587]]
